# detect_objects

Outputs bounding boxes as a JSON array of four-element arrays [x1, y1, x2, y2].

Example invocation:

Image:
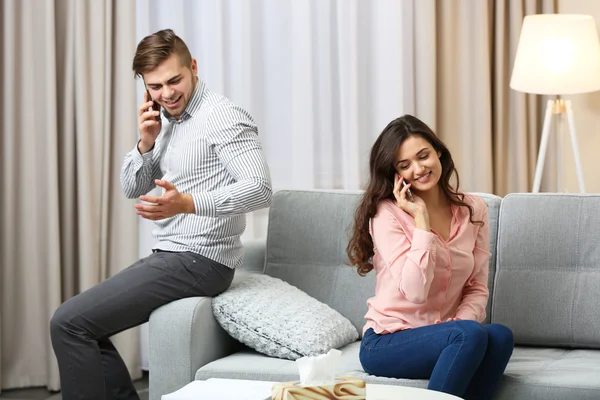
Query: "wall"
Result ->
[[558, 1, 600, 193]]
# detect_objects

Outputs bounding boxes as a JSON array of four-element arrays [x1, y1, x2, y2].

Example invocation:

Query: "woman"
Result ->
[[347, 115, 513, 399]]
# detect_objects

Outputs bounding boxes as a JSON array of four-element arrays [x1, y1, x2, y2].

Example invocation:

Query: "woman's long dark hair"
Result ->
[[346, 115, 482, 276]]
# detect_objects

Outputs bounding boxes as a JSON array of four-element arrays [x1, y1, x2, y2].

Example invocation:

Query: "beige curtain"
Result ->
[[411, 0, 558, 196], [1, 0, 140, 391]]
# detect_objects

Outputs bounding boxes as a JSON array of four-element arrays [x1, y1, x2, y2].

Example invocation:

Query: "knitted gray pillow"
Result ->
[[212, 274, 359, 360]]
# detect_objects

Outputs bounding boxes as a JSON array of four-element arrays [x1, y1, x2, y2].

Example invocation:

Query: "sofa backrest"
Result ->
[[264, 189, 502, 335], [490, 193, 600, 349], [264, 190, 374, 333]]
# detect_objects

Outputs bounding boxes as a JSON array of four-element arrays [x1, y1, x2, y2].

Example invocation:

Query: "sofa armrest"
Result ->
[[239, 239, 266, 273], [147, 270, 262, 400], [148, 295, 238, 400]]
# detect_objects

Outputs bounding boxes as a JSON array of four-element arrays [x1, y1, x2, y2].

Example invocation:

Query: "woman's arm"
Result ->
[[371, 204, 437, 304], [455, 202, 491, 321]]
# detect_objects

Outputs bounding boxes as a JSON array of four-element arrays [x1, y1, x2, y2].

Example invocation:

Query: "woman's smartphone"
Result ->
[[146, 89, 161, 121], [402, 181, 414, 202]]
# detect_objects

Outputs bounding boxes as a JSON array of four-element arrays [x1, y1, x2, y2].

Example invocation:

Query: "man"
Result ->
[[50, 29, 272, 400]]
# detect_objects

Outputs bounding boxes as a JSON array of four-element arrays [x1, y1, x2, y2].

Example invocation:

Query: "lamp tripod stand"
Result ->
[[532, 98, 585, 193]]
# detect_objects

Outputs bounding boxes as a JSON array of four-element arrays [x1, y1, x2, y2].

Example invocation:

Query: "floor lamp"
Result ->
[[510, 14, 600, 193]]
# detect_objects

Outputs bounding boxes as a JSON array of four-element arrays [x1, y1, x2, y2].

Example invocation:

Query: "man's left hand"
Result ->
[[135, 180, 194, 220]]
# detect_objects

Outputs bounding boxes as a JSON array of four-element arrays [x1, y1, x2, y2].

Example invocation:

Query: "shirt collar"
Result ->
[[163, 77, 205, 122]]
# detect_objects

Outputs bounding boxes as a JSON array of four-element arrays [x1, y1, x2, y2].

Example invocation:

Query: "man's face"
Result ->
[[143, 54, 198, 119]]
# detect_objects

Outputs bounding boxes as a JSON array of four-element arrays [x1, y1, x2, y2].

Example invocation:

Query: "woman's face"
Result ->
[[394, 135, 442, 193]]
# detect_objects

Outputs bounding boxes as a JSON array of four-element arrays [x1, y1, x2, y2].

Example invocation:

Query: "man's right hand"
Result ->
[[138, 91, 161, 154]]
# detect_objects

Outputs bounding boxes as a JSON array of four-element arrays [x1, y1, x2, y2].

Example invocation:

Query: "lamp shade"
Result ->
[[510, 14, 600, 95]]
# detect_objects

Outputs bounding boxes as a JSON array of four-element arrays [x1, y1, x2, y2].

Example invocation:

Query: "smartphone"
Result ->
[[402, 181, 414, 202], [146, 89, 161, 121]]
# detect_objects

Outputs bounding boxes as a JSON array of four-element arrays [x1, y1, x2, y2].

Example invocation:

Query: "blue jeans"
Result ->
[[359, 320, 514, 399]]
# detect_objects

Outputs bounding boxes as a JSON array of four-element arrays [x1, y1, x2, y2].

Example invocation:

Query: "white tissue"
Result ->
[[295, 349, 342, 386]]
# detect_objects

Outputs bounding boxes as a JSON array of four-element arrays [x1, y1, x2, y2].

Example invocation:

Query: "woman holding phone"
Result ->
[[346, 115, 514, 399]]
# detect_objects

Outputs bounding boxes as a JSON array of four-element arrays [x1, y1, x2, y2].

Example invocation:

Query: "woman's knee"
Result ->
[[485, 324, 514, 350], [453, 320, 488, 348]]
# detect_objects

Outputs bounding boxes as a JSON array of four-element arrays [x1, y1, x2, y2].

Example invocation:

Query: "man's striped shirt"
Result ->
[[120, 79, 272, 268]]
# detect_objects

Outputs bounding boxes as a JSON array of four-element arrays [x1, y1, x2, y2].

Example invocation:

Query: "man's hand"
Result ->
[[138, 91, 162, 154], [134, 180, 195, 220]]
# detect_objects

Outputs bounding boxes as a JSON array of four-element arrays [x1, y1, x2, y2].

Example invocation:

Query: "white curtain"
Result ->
[[135, 0, 409, 369]]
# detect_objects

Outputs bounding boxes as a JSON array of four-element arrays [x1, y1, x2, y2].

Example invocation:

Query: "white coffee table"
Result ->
[[162, 378, 462, 400], [367, 383, 461, 399]]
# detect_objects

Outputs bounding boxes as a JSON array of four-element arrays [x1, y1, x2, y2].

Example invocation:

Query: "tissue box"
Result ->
[[271, 376, 366, 400]]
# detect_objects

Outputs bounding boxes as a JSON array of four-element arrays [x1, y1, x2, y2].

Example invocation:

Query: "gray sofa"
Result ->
[[149, 190, 600, 400]]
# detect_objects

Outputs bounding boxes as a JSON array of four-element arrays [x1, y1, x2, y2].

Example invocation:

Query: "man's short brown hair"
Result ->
[[132, 29, 192, 78]]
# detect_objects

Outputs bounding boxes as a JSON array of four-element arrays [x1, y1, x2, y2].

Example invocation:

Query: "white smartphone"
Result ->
[[402, 181, 414, 202]]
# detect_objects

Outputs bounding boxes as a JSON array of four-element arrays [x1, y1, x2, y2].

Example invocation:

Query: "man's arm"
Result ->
[[190, 104, 272, 216], [121, 91, 164, 199], [120, 142, 163, 199]]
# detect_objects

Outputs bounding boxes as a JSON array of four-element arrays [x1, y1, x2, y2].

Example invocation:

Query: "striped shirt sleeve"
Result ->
[[191, 104, 272, 217], [120, 141, 163, 199]]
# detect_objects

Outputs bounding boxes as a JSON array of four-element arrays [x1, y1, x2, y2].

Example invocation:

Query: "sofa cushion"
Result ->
[[196, 343, 600, 400], [494, 346, 600, 400], [212, 274, 358, 360], [492, 194, 600, 348], [195, 341, 426, 389]]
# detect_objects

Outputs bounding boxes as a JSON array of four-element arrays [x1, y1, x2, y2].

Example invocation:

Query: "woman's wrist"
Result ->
[[414, 212, 430, 231]]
